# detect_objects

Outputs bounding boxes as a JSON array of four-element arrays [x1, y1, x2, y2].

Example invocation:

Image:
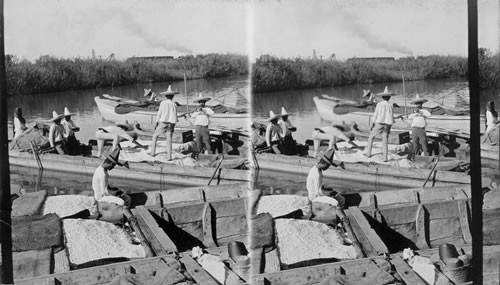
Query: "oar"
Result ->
[[422, 156, 440, 188], [208, 155, 225, 185]]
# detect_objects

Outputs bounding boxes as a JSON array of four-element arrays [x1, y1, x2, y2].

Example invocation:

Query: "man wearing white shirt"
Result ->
[[149, 85, 179, 159], [92, 147, 131, 216], [265, 110, 283, 154], [365, 86, 402, 162], [191, 93, 214, 155], [408, 96, 431, 157], [306, 148, 346, 208]]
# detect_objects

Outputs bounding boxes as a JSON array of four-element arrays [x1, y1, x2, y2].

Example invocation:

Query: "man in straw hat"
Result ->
[[61, 107, 81, 154], [279, 107, 298, 155], [265, 110, 283, 154], [311, 122, 359, 158], [144, 88, 159, 103], [92, 147, 131, 215], [306, 148, 346, 208], [149, 85, 179, 159], [48, 111, 68, 154], [95, 122, 144, 158], [190, 92, 215, 157], [365, 86, 403, 162], [407, 95, 431, 158]]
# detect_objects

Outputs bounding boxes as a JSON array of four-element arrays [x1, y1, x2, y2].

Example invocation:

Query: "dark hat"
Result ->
[[319, 148, 343, 167], [410, 94, 428, 105], [193, 92, 211, 103], [105, 147, 129, 168]]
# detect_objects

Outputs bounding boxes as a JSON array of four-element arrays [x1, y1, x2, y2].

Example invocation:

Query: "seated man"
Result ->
[[48, 111, 68, 154], [92, 147, 132, 220], [61, 107, 82, 155]]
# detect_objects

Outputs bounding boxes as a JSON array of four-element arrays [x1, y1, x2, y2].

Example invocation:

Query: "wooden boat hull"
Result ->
[[313, 96, 481, 136], [9, 150, 250, 187], [95, 96, 249, 130], [254, 152, 472, 188]]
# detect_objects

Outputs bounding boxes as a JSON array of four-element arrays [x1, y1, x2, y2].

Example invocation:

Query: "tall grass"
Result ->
[[6, 53, 248, 96], [252, 50, 499, 92]]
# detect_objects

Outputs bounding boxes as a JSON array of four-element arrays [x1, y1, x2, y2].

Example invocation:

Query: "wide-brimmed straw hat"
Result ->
[[375, 86, 398, 97], [410, 94, 428, 105], [281, 107, 291, 116], [362, 89, 372, 97], [49, 111, 64, 122], [105, 147, 129, 168], [63, 107, 75, 117], [193, 92, 211, 103], [318, 148, 343, 167], [160, 85, 180, 97], [143, 88, 152, 97], [267, 110, 282, 121]]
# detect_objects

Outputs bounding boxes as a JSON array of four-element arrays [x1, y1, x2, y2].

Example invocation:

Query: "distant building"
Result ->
[[127, 56, 175, 62], [347, 57, 395, 62]]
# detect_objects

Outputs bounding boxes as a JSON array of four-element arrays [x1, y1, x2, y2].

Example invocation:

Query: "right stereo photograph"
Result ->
[[249, 0, 500, 284]]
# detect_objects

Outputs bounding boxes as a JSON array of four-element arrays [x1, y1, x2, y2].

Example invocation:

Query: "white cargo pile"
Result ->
[[275, 219, 357, 265], [63, 219, 146, 265], [43, 195, 95, 218], [256, 195, 311, 218]]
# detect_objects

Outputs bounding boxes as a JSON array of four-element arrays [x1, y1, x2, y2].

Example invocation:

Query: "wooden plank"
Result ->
[[16, 255, 180, 285], [348, 207, 389, 255], [135, 206, 178, 254], [346, 210, 376, 256], [428, 217, 462, 242], [458, 199, 472, 244], [429, 236, 466, 248], [391, 255, 427, 285], [12, 249, 52, 280], [202, 203, 217, 247], [251, 248, 264, 275], [53, 249, 70, 274], [392, 223, 416, 243], [251, 258, 378, 285], [415, 204, 430, 249], [264, 248, 281, 273], [162, 198, 246, 224], [179, 253, 219, 285], [178, 221, 204, 241], [215, 216, 248, 240], [133, 209, 170, 256]]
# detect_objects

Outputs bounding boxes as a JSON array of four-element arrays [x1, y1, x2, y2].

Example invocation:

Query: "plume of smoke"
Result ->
[[116, 10, 193, 54], [335, 7, 414, 56]]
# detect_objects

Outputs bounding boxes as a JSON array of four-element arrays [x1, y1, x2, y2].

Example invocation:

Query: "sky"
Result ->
[[5, 0, 499, 61]]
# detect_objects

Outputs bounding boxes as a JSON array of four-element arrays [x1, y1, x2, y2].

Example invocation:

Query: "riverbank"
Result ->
[[252, 49, 499, 92], [6, 53, 248, 96]]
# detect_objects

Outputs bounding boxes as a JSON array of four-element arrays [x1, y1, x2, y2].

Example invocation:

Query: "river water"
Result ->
[[8, 76, 249, 194], [252, 79, 499, 194], [252, 79, 499, 143]]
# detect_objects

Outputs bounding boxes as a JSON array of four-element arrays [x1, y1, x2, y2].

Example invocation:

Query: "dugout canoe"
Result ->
[[254, 152, 476, 188], [313, 95, 483, 137], [9, 150, 250, 187], [95, 96, 249, 131]]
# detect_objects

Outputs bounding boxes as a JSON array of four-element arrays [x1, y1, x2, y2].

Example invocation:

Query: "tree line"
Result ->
[[6, 53, 248, 96], [252, 49, 499, 92]]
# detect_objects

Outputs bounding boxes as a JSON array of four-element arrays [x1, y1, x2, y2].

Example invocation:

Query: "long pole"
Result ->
[[184, 72, 188, 113], [402, 74, 407, 115], [467, 0, 482, 284], [0, 0, 14, 284]]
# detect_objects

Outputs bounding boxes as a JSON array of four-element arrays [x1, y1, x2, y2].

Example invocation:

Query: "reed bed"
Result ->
[[252, 48, 500, 92], [5, 53, 248, 96]]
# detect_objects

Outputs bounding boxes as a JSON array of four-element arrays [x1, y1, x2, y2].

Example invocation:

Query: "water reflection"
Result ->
[[7, 76, 249, 141]]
